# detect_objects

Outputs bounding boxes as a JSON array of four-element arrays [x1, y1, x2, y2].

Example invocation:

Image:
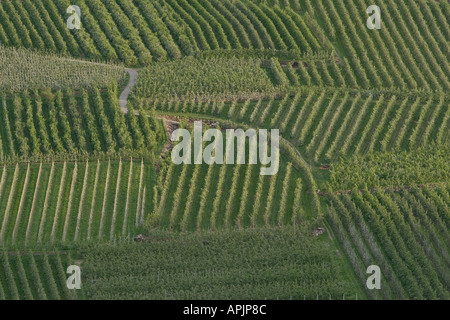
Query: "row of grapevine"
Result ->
[[218, 0, 260, 49], [307, 0, 450, 91], [157, 157, 307, 231], [118, 0, 173, 61], [326, 185, 450, 299], [0, 159, 153, 247], [84, 0, 139, 66], [103, 0, 153, 65], [0, 87, 161, 160], [0, 251, 80, 300], [172, 88, 449, 165], [0, 0, 326, 65]]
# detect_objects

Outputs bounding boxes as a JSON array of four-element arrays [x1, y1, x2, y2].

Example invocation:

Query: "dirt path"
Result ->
[[57, 57, 137, 114], [119, 68, 138, 113]]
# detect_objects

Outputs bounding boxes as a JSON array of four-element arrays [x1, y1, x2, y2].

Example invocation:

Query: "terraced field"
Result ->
[[0, 87, 163, 160], [0, 0, 447, 92], [0, 0, 328, 64], [152, 89, 449, 165], [0, 0, 448, 301], [0, 159, 153, 246], [156, 160, 306, 231], [327, 185, 450, 300], [0, 251, 81, 300], [81, 227, 359, 300]]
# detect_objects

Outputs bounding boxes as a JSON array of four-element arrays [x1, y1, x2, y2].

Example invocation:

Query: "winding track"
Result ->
[[119, 68, 138, 113], [116, 68, 180, 138], [57, 57, 137, 113]]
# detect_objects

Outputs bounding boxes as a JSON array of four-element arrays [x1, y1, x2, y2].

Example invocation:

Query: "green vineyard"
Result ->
[[156, 160, 306, 231], [81, 227, 358, 300], [0, 86, 162, 160], [151, 89, 449, 165], [0, 0, 327, 64], [129, 56, 284, 102], [0, 45, 127, 92], [327, 185, 450, 300], [329, 144, 449, 190], [0, 251, 81, 300], [0, 0, 448, 301], [0, 0, 448, 92], [0, 159, 154, 247]]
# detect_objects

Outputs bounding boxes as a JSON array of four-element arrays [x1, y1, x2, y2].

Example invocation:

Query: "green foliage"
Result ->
[[0, 159, 153, 247], [0, 0, 448, 301], [0, 87, 162, 160], [81, 226, 355, 299], [0, 45, 127, 92], [326, 185, 450, 299], [131, 56, 282, 103], [0, 251, 81, 300], [329, 144, 450, 190]]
